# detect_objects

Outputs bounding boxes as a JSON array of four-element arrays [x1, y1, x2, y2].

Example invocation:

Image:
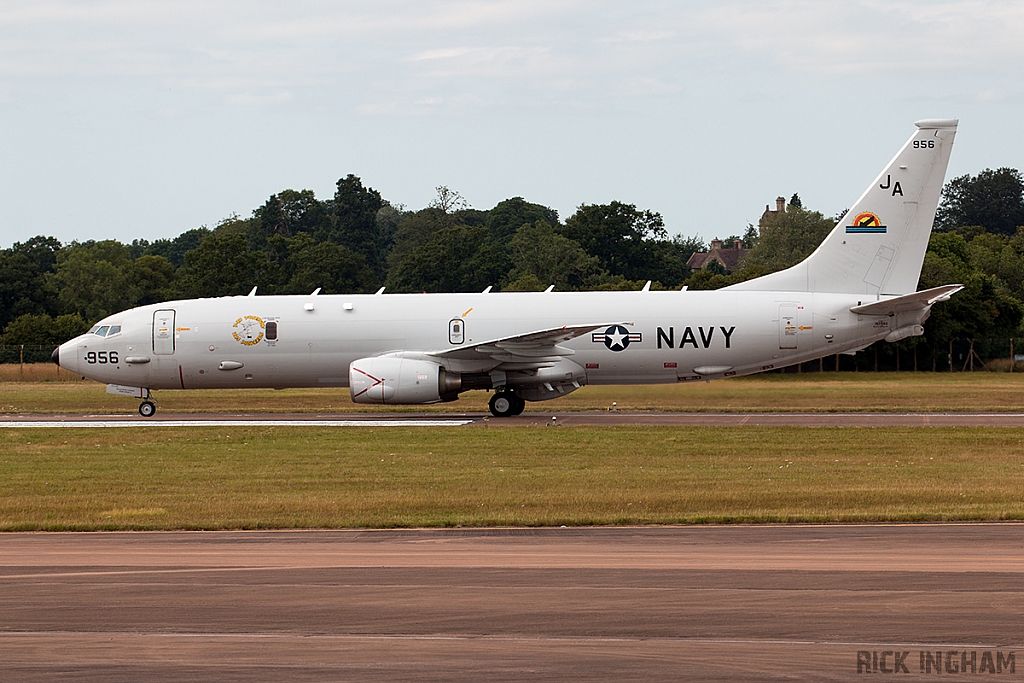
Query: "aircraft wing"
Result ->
[[850, 284, 964, 316], [430, 323, 626, 365]]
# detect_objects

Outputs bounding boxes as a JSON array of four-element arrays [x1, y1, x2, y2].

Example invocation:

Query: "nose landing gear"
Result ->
[[104, 384, 157, 417], [488, 391, 525, 417]]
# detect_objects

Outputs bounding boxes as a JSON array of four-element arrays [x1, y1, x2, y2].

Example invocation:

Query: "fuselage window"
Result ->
[[265, 321, 278, 341], [95, 326, 110, 337]]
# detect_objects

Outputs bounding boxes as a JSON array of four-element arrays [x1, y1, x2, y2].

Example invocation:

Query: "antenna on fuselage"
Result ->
[[375, 287, 386, 295], [247, 286, 257, 297]]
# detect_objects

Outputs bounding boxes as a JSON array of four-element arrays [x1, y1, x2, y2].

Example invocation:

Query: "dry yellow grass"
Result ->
[[0, 363, 84, 383]]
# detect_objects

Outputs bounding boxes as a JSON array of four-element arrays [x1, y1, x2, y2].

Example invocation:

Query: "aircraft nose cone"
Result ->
[[51, 347, 60, 366]]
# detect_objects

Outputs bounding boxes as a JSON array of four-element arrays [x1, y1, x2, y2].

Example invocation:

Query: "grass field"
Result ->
[[5, 368, 1024, 530], [2, 426, 1023, 530], [3, 366, 1024, 414]]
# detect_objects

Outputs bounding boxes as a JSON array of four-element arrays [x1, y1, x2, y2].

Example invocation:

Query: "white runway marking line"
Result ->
[[0, 419, 474, 428]]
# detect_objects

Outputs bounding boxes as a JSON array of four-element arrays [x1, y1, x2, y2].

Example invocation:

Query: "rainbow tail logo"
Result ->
[[846, 212, 887, 233]]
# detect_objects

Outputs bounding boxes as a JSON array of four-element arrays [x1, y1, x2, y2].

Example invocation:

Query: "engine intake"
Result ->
[[349, 357, 461, 404]]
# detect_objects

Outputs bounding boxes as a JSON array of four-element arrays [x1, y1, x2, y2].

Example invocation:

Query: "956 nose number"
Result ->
[[84, 350, 119, 364]]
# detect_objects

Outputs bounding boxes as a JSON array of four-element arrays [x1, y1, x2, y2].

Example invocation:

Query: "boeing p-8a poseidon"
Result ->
[[55, 119, 961, 417]]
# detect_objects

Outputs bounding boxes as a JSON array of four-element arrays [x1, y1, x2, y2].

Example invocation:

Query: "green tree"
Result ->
[[683, 268, 731, 291], [919, 232, 1023, 344], [505, 221, 598, 290], [0, 236, 61, 329], [375, 202, 406, 260], [935, 168, 1024, 236], [703, 260, 726, 276], [387, 224, 510, 292], [428, 185, 469, 213], [327, 174, 386, 277], [248, 189, 331, 251], [386, 208, 451, 271], [281, 234, 377, 294], [50, 241, 136, 322], [211, 213, 253, 236], [672, 235, 706, 261], [561, 202, 668, 281], [145, 227, 211, 268], [502, 272, 547, 292], [487, 197, 560, 244], [962, 231, 1024, 296], [2, 313, 89, 347], [173, 233, 276, 298], [744, 205, 834, 271], [587, 277, 660, 291], [130, 254, 176, 305], [640, 239, 694, 287]]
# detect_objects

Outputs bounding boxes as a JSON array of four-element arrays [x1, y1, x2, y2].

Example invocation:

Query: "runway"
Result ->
[[1, 526, 1022, 682], [5, 411, 1024, 427], [0, 417, 474, 428]]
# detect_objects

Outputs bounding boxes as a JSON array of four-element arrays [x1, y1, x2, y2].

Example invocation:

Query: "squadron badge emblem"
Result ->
[[232, 315, 265, 346]]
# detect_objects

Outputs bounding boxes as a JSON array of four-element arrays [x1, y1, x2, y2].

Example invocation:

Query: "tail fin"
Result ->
[[727, 119, 958, 296]]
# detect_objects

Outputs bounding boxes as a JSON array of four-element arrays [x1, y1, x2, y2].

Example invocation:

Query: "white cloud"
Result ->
[[686, 1, 1024, 75], [618, 77, 681, 97], [409, 48, 475, 62], [3, 0, 1024, 246], [224, 91, 293, 107], [600, 30, 677, 44]]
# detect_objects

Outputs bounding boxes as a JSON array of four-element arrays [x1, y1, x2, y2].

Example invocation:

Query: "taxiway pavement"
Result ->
[[2, 525, 1022, 681]]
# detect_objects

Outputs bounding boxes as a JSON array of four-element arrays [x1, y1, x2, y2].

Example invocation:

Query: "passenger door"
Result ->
[[153, 309, 175, 355]]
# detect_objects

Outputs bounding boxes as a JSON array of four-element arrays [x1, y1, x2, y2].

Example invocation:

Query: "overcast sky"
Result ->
[[1, 0, 1022, 248]]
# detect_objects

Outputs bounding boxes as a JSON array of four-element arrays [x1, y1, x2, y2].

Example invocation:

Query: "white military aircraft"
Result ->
[[54, 119, 961, 417]]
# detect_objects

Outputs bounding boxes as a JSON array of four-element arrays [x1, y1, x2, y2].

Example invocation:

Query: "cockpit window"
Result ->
[[88, 325, 100, 334], [107, 325, 121, 336], [95, 326, 110, 337]]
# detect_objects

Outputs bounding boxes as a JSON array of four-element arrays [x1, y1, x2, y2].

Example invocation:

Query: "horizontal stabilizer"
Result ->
[[850, 284, 963, 316]]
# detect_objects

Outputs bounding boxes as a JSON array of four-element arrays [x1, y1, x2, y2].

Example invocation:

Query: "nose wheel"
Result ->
[[488, 391, 525, 417], [139, 401, 157, 417]]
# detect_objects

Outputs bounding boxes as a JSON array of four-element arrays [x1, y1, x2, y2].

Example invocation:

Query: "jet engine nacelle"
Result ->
[[349, 357, 461, 404]]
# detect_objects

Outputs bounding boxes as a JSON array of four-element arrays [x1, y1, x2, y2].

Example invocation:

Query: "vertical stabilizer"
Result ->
[[727, 119, 957, 296]]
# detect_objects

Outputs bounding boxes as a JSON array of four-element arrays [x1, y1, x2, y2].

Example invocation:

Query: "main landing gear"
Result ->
[[488, 391, 525, 418], [139, 400, 156, 417]]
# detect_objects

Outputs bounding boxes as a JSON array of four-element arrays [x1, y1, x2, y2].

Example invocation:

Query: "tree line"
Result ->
[[3, 168, 1024, 369]]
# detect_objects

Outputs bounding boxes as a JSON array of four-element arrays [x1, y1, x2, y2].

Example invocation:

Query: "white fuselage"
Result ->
[[53, 119, 959, 412], [57, 289, 912, 394]]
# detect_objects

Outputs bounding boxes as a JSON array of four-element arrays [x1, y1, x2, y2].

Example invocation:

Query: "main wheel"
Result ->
[[511, 395, 526, 415], [488, 392, 516, 417], [139, 401, 156, 417]]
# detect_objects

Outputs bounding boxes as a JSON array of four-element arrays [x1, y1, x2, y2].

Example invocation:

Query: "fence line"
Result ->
[[0, 344, 56, 366], [780, 338, 1022, 373]]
